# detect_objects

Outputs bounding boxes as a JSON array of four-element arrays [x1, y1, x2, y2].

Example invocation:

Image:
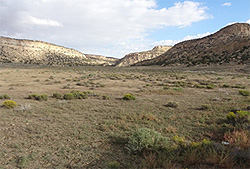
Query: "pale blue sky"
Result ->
[[151, 0, 250, 41], [0, 0, 249, 58]]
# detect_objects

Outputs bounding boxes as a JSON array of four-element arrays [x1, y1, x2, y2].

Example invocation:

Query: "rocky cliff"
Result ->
[[135, 23, 250, 66], [0, 36, 117, 66], [115, 45, 171, 67]]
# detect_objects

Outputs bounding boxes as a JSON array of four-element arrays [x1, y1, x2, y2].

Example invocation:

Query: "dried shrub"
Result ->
[[224, 130, 250, 149]]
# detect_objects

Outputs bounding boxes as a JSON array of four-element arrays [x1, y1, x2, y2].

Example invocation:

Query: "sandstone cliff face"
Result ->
[[136, 23, 250, 66], [0, 36, 117, 66], [115, 45, 171, 67]]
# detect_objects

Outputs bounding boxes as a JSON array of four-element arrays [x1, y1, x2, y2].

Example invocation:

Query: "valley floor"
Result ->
[[0, 63, 249, 168]]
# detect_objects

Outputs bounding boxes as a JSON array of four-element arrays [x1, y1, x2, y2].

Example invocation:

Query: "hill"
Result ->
[[115, 45, 171, 67], [0, 36, 117, 66], [135, 23, 250, 66]]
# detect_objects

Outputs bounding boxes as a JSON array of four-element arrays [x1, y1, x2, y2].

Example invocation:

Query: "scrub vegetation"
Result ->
[[0, 63, 249, 168]]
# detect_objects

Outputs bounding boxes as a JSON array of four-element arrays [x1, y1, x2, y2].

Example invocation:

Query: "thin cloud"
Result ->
[[153, 32, 212, 47], [183, 32, 212, 41], [222, 2, 232, 7], [20, 12, 62, 27], [26, 15, 62, 27], [247, 19, 250, 24]]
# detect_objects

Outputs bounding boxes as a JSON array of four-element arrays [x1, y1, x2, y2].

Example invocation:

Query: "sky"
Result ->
[[0, 0, 250, 58]]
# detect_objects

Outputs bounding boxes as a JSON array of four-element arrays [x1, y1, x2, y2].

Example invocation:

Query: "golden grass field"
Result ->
[[0, 63, 249, 168]]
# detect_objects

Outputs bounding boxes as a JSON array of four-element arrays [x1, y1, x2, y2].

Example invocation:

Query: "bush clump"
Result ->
[[102, 95, 110, 100], [199, 104, 211, 110], [165, 102, 178, 108], [0, 94, 11, 99], [70, 91, 87, 99], [172, 87, 183, 92], [193, 84, 206, 88], [2, 100, 17, 109], [28, 94, 48, 101], [63, 93, 75, 100], [222, 84, 230, 88], [232, 85, 245, 89], [40, 94, 48, 101], [226, 111, 250, 125], [126, 128, 169, 154], [52, 93, 62, 99], [28, 94, 38, 100], [106, 161, 120, 169], [63, 91, 88, 100], [123, 94, 136, 100], [206, 84, 215, 89], [239, 90, 250, 96]]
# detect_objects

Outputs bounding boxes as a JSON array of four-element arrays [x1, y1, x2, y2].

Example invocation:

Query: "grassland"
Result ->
[[0, 63, 249, 168]]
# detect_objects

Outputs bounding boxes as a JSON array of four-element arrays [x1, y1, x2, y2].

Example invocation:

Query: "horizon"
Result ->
[[0, 0, 250, 58]]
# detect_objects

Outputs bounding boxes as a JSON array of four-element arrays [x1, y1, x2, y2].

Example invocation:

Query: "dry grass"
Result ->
[[224, 130, 250, 149], [0, 63, 249, 168]]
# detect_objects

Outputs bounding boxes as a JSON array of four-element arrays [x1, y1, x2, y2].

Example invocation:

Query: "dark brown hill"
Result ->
[[135, 23, 250, 66]]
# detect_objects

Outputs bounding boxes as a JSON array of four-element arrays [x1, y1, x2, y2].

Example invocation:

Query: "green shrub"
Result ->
[[28, 94, 39, 100], [63, 93, 75, 100], [165, 102, 178, 108], [226, 111, 250, 124], [163, 86, 170, 90], [239, 90, 250, 96], [52, 93, 62, 99], [100, 84, 105, 87], [232, 85, 245, 89], [206, 84, 215, 89], [0, 94, 11, 99], [40, 94, 48, 101], [172, 87, 183, 92], [3, 94, 10, 99], [102, 95, 110, 100], [172, 135, 186, 146], [2, 100, 17, 109], [226, 112, 236, 122], [28, 94, 48, 101], [123, 94, 136, 100], [107, 161, 120, 169], [49, 75, 54, 79], [193, 84, 206, 88], [62, 91, 88, 100], [222, 84, 230, 88], [126, 128, 169, 154], [199, 104, 211, 110], [70, 91, 87, 99]]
